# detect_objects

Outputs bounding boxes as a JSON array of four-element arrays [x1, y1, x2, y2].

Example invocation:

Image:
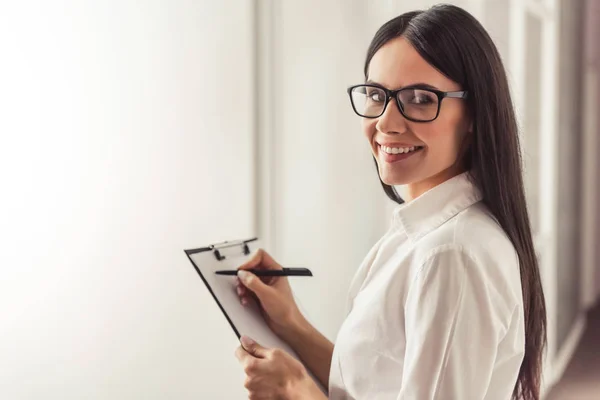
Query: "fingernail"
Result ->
[[241, 335, 254, 348], [237, 270, 250, 282]]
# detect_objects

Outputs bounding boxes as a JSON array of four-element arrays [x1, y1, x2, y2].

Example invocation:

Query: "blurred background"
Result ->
[[0, 0, 598, 399]]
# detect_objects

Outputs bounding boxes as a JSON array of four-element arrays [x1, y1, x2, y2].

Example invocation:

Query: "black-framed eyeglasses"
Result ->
[[347, 83, 468, 122]]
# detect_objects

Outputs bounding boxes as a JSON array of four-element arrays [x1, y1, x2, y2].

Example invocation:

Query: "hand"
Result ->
[[235, 336, 324, 400], [236, 249, 304, 339]]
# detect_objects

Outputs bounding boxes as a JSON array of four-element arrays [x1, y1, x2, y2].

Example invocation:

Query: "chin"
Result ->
[[376, 156, 424, 186], [379, 171, 413, 186]]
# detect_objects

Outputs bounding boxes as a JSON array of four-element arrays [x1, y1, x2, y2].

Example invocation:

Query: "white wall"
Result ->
[[0, 1, 255, 398]]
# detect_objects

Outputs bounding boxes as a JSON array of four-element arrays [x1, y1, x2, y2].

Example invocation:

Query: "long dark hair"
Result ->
[[364, 4, 547, 400]]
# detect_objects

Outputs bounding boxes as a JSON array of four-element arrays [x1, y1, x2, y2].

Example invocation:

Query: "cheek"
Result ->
[[416, 121, 464, 159], [361, 119, 376, 140]]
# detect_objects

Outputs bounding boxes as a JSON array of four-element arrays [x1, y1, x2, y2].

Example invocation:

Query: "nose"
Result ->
[[375, 97, 408, 135]]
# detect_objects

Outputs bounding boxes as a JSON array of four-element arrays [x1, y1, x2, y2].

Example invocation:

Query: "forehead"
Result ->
[[367, 36, 456, 90]]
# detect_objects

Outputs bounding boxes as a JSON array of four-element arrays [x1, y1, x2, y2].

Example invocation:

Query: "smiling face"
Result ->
[[362, 36, 472, 198]]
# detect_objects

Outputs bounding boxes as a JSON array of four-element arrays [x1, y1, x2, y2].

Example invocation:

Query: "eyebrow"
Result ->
[[365, 79, 440, 91]]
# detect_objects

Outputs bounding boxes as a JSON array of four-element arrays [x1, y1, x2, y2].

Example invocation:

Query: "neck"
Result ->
[[406, 165, 466, 201]]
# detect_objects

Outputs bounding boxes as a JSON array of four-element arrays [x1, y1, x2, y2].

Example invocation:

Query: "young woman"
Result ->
[[234, 4, 546, 400]]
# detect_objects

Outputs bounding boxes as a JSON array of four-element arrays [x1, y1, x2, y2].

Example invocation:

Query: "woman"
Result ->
[[234, 4, 546, 400]]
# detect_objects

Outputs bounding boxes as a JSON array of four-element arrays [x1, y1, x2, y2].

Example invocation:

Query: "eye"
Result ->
[[408, 90, 436, 105], [366, 89, 384, 103]]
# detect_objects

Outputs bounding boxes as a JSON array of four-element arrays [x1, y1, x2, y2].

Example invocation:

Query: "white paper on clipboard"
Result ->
[[184, 238, 326, 394]]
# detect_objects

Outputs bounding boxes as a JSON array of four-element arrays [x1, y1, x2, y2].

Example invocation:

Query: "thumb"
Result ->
[[238, 270, 271, 298], [240, 336, 267, 358]]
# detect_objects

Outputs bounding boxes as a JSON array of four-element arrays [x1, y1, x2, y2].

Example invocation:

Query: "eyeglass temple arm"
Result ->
[[443, 91, 468, 99]]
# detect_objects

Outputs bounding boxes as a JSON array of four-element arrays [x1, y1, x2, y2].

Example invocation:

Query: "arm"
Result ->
[[279, 312, 335, 391], [398, 245, 506, 399]]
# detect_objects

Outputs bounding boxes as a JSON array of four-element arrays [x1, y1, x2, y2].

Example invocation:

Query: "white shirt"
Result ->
[[328, 172, 525, 400]]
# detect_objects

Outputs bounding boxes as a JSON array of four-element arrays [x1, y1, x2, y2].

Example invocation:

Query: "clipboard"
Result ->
[[184, 237, 326, 394]]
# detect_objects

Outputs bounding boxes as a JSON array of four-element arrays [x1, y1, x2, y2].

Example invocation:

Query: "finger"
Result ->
[[240, 336, 268, 359], [237, 271, 273, 299], [264, 276, 277, 286], [238, 281, 259, 305], [237, 285, 246, 297], [235, 279, 247, 295], [235, 345, 262, 365], [241, 295, 251, 306], [237, 254, 280, 287]]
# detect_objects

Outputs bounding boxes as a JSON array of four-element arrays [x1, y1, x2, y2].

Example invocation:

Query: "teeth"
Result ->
[[381, 145, 420, 155]]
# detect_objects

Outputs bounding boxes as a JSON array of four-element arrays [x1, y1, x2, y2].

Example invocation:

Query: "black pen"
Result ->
[[215, 267, 313, 277]]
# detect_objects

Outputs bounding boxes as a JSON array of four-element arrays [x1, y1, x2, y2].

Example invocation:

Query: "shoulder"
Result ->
[[411, 202, 523, 314], [413, 202, 516, 262]]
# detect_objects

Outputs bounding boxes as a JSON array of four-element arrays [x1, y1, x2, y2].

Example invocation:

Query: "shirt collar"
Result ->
[[392, 171, 483, 241]]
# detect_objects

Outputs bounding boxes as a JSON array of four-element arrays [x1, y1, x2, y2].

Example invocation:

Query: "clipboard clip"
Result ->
[[209, 237, 258, 261]]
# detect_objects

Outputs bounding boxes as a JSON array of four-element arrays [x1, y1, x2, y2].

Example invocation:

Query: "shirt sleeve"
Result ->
[[397, 244, 503, 399]]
